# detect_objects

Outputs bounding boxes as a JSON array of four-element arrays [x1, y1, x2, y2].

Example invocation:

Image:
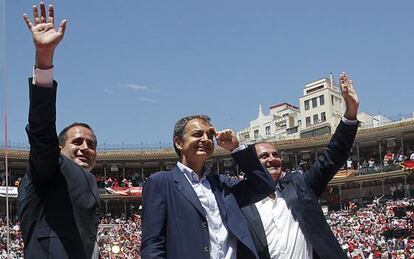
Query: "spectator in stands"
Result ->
[[14, 178, 21, 187], [113, 178, 119, 187], [105, 177, 113, 188], [141, 115, 274, 259], [347, 157, 353, 170], [384, 151, 395, 165], [396, 153, 405, 163], [384, 156, 389, 168], [17, 3, 100, 259], [410, 151, 414, 160], [368, 157, 376, 173], [240, 72, 359, 259], [372, 195, 384, 207]]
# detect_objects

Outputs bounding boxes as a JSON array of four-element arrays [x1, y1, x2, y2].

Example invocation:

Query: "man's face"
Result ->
[[175, 119, 215, 164], [60, 126, 97, 171], [255, 143, 282, 181]]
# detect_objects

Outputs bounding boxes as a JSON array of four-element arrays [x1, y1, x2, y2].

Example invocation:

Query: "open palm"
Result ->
[[23, 2, 66, 51]]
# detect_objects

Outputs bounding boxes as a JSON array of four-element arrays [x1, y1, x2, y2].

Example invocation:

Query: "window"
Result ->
[[319, 95, 325, 106], [265, 126, 270, 136], [321, 112, 326, 122], [305, 117, 311, 127], [304, 100, 310, 110], [313, 114, 318, 124], [254, 130, 259, 139], [312, 97, 317, 108], [287, 127, 298, 135]]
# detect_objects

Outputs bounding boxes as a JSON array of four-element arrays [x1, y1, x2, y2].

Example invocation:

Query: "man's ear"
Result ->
[[174, 136, 183, 151]]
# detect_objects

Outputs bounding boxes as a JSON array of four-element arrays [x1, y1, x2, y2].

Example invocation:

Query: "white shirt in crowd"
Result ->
[[347, 159, 352, 169]]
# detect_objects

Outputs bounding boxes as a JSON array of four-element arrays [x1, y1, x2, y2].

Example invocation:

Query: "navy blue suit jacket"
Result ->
[[140, 145, 275, 259], [17, 80, 101, 259], [242, 121, 357, 259]]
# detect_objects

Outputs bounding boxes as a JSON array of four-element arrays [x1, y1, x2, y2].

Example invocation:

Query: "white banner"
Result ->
[[0, 186, 18, 198]]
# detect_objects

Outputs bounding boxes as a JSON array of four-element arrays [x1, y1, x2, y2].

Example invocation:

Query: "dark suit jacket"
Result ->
[[242, 121, 357, 259], [140, 145, 275, 259], [17, 79, 101, 259]]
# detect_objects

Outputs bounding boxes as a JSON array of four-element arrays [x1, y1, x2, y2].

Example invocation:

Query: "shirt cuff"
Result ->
[[231, 144, 248, 154], [342, 116, 358, 126], [32, 66, 54, 88]]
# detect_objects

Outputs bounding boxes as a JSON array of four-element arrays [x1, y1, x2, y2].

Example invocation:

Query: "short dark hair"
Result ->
[[58, 122, 97, 148], [173, 115, 211, 157]]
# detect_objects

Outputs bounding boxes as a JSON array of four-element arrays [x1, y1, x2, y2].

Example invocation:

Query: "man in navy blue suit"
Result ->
[[18, 3, 100, 258], [241, 72, 359, 259], [141, 115, 275, 259]]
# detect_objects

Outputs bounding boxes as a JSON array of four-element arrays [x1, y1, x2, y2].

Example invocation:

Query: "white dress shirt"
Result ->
[[33, 66, 54, 87], [255, 186, 313, 259], [177, 162, 237, 259]]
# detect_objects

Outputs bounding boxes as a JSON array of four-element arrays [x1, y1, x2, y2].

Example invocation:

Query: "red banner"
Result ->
[[403, 160, 414, 170], [105, 187, 143, 197]]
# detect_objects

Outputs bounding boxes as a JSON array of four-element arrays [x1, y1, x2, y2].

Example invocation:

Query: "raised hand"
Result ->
[[339, 72, 359, 120], [23, 2, 66, 68], [214, 128, 239, 152]]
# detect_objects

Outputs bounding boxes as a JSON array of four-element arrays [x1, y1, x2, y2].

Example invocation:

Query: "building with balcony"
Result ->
[[237, 103, 300, 144], [299, 74, 344, 138]]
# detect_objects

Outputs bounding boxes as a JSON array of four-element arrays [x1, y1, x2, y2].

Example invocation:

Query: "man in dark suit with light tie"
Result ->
[[17, 2, 101, 258], [241, 72, 359, 259], [141, 115, 275, 259]]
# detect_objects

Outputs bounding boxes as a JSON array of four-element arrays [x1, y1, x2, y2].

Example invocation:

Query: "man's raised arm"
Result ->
[[24, 2, 66, 185]]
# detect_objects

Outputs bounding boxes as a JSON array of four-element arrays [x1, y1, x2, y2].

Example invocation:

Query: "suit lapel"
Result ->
[[242, 205, 269, 248], [61, 155, 101, 208], [172, 166, 206, 218], [85, 171, 101, 208], [279, 177, 299, 217]]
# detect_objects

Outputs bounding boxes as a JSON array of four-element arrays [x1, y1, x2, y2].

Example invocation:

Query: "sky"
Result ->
[[1, 0, 414, 148]]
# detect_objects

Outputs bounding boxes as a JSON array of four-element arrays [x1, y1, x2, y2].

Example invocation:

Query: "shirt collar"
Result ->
[[177, 162, 211, 183], [275, 182, 282, 192]]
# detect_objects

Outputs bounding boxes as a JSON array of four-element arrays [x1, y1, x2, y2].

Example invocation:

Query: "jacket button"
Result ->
[[204, 246, 209, 253], [202, 221, 207, 228]]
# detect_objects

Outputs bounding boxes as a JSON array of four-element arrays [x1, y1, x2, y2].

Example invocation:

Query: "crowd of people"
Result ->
[[329, 199, 414, 258], [97, 216, 142, 259], [3, 200, 414, 258], [1, 215, 142, 259], [96, 176, 145, 189], [342, 150, 414, 176], [0, 218, 23, 259]]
